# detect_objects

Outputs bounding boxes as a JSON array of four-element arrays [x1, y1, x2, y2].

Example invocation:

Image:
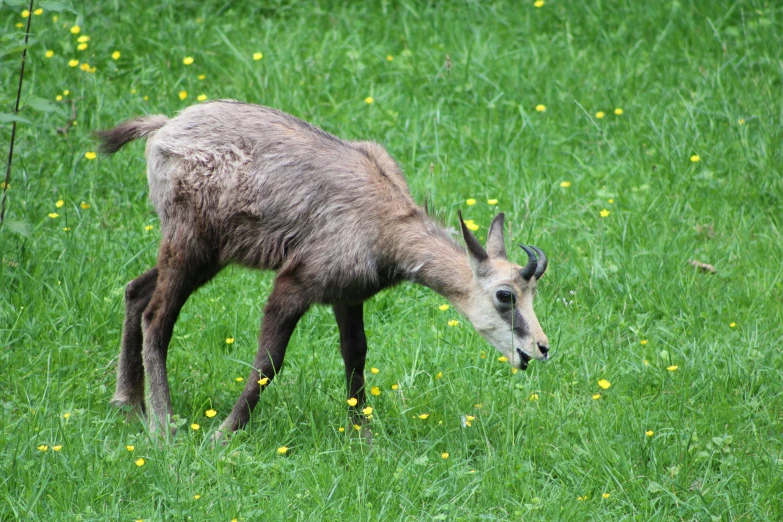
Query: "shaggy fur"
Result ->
[[99, 100, 549, 436]]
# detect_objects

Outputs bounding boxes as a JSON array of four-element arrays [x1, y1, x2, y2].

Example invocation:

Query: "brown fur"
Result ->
[[100, 100, 549, 437]]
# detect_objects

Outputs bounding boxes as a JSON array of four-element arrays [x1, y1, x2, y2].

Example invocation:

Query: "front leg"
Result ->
[[217, 273, 310, 437], [333, 302, 368, 419]]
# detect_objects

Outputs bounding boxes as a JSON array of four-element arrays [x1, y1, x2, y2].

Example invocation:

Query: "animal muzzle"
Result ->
[[516, 342, 549, 370]]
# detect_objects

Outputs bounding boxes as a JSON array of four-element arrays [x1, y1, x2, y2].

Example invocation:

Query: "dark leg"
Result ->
[[216, 273, 310, 437], [333, 302, 368, 417], [111, 267, 159, 413], [141, 252, 219, 433]]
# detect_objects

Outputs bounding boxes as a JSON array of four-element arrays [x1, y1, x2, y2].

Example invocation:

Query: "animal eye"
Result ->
[[496, 290, 516, 304]]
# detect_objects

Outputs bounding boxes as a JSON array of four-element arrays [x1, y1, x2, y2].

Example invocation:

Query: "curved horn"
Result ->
[[518, 245, 538, 280], [530, 245, 548, 279]]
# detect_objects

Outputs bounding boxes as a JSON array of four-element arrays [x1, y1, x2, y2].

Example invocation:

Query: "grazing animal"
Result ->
[[97, 100, 549, 437]]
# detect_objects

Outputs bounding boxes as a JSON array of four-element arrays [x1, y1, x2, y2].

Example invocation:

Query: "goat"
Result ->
[[97, 100, 549, 437]]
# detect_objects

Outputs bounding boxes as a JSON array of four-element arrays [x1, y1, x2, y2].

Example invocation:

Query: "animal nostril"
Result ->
[[537, 343, 549, 356]]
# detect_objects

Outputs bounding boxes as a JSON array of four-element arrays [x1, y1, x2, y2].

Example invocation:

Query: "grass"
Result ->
[[2, 0, 783, 519]]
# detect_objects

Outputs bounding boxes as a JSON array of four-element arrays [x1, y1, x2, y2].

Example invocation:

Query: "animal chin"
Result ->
[[516, 348, 531, 370]]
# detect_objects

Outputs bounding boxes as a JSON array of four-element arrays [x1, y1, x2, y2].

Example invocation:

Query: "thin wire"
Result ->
[[1, 0, 36, 226]]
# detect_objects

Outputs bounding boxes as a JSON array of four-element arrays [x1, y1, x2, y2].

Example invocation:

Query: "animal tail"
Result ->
[[95, 115, 169, 154]]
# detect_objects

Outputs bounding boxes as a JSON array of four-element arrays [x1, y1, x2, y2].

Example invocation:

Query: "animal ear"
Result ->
[[458, 210, 488, 273], [485, 213, 507, 260]]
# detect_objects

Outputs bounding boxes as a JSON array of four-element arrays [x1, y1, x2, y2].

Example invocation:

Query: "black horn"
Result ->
[[530, 245, 547, 279], [518, 245, 538, 280]]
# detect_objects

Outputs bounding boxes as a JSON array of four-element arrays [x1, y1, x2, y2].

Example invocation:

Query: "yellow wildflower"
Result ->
[[487, 198, 498, 205], [15, 22, 23, 27], [235, 377, 243, 382], [643, 359, 649, 365], [135, 458, 145, 466], [179, 91, 188, 100], [362, 406, 373, 416], [347, 398, 358, 407], [112, 51, 121, 60], [602, 493, 610, 499], [353, 424, 361, 431], [608, 198, 614, 203], [144, 225, 154, 231], [370, 386, 381, 396], [391, 384, 399, 390], [738, 118, 745, 125], [529, 393, 539, 402], [56, 95, 63, 101], [70, 25, 80, 34], [85, 151, 96, 160], [535, 104, 546, 112], [77, 35, 90, 43], [441, 452, 449, 459], [498, 356, 508, 363], [597, 379, 611, 389], [197, 94, 207, 101], [191, 423, 200, 430], [438, 304, 449, 311], [63, 412, 71, 419], [386, 55, 394, 61], [596, 111, 605, 119], [37, 445, 49, 452], [370, 367, 379, 374], [690, 155, 701, 162], [276, 446, 288, 455], [48, 213, 59, 219], [126, 445, 134, 451], [646, 430, 654, 437], [77, 43, 88, 51], [80, 202, 90, 209], [338, 427, 345, 432], [592, 393, 601, 400], [258, 377, 270, 386], [465, 220, 479, 231], [183, 56, 194, 65], [667, 365, 678, 371], [253, 52, 263, 61], [435, 371, 443, 379], [193, 494, 201, 500], [614, 108, 623, 115], [466, 198, 476, 206], [22, 10, 30, 17], [46, 50, 54, 58], [447, 319, 459, 326], [205, 409, 217, 418], [640, 339, 648, 345], [68, 59, 79, 67], [600, 209, 610, 218], [534, 0, 545, 6], [225, 337, 234, 344], [560, 181, 571, 188], [418, 414, 429, 420], [198, 74, 205, 80], [53, 445, 62, 452], [365, 97, 374, 104], [56, 199, 64, 208], [729, 322, 736, 328], [577, 495, 587, 501]]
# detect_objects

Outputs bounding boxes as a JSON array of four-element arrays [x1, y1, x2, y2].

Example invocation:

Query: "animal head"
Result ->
[[458, 211, 549, 370]]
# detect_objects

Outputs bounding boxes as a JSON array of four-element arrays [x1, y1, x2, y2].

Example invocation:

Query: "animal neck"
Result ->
[[388, 212, 474, 309]]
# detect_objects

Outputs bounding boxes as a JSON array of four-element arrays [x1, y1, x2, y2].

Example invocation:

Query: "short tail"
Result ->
[[95, 115, 169, 154]]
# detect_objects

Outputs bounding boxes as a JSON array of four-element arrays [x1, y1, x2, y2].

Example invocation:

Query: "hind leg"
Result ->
[[112, 268, 158, 414], [142, 256, 220, 433]]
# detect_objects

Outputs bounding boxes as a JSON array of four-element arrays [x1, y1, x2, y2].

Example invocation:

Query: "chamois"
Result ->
[[98, 100, 550, 437]]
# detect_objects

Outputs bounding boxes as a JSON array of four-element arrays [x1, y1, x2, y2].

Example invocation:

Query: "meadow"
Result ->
[[1, 0, 782, 519]]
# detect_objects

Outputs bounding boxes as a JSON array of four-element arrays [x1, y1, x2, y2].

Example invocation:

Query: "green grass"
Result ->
[[2, 0, 783, 519]]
